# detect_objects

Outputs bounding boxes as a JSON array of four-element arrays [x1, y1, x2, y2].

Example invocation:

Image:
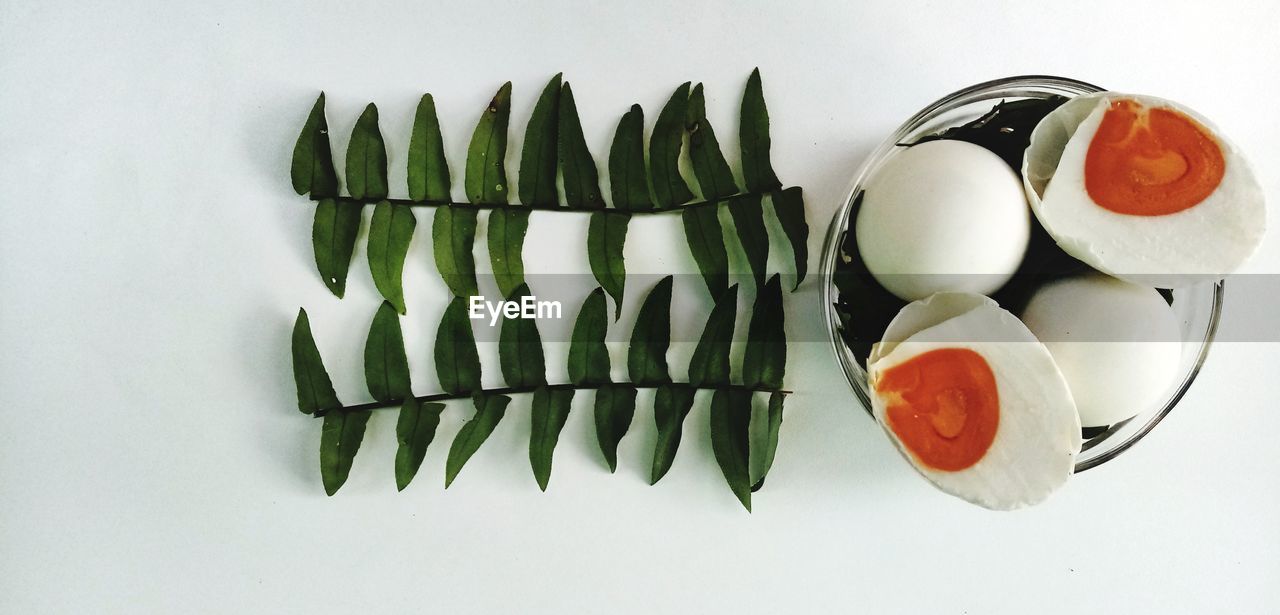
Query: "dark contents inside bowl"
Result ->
[[831, 95, 1176, 440]]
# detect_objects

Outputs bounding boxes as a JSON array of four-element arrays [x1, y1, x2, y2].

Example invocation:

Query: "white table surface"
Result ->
[[3, 1, 1278, 613]]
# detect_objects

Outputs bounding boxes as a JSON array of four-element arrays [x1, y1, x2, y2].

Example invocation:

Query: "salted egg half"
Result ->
[[1023, 92, 1265, 287], [867, 293, 1082, 510]]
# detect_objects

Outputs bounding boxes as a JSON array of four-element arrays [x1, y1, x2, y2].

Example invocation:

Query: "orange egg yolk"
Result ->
[[876, 348, 999, 471], [1084, 99, 1225, 217]]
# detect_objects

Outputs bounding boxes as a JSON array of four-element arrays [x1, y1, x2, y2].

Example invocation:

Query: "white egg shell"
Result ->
[[857, 140, 1031, 302], [868, 291, 996, 365], [867, 294, 1081, 510], [1020, 275, 1182, 428], [1023, 92, 1266, 287]]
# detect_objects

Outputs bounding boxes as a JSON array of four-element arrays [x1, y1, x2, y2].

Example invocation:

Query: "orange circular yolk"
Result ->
[[1084, 99, 1225, 217], [876, 348, 999, 472]]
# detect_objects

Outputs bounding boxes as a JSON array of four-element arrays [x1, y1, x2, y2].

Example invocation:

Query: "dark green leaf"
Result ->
[[749, 393, 784, 491], [681, 205, 728, 297], [407, 93, 451, 202], [435, 296, 482, 395], [499, 284, 546, 388], [740, 68, 781, 193], [568, 288, 610, 386], [743, 274, 786, 389], [529, 386, 575, 491], [367, 201, 416, 314], [432, 206, 479, 298], [311, 198, 362, 298], [395, 397, 444, 491], [728, 193, 769, 287], [364, 301, 411, 402], [320, 410, 370, 496], [346, 103, 388, 200], [593, 385, 637, 473], [291, 308, 341, 414], [650, 82, 694, 208], [291, 92, 338, 197], [609, 104, 653, 211], [650, 385, 695, 484], [488, 208, 529, 298], [627, 276, 673, 385], [465, 82, 512, 204], [771, 186, 809, 290], [558, 82, 604, 209], [587, 212, 628, 319], [445, 394, 510, 487], [710, 389, 752, 511], [519, 74, 562, 206], [688, 285, 738, 387], [686, 83, 739, 201]]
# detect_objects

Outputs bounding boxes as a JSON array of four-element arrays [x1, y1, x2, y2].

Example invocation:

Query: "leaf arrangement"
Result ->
[[292, 69, 808, 312], [288, 70, 808, 510]]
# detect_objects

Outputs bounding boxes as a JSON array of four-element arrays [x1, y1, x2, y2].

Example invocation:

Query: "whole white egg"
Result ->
[[1020, 275, 1182, 428], [856, 140, 1031, 302]]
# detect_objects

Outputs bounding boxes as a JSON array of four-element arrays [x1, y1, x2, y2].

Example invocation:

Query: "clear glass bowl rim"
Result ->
[[817, 74, 1225, 473]]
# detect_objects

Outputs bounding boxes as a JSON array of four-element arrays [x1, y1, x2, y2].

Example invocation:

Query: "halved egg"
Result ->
[[1024, 92, 1265, 287], [867, 293, 1082, 510]]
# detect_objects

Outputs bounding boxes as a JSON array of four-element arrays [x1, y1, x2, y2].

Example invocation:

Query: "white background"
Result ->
[[2, 1, 1278, 613]]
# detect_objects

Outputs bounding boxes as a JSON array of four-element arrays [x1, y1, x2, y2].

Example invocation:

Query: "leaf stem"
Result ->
[[311, 382, 791, 417], [313, 192, 771, 215]]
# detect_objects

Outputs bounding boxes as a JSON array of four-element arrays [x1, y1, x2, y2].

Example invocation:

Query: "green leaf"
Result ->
[[291, 92, 338, 197], [587, 212, 628, 319], [688, 285, 738, 387], [558, 82, 604, 209], [529, 386, 575, 491], [465, 81, 512, 204], [291, 308, 341, 414], [650, 82, 694, 208], [728, 193, 769, 287], [499, 284, 546, 388], [609, 104, 653, 211], [346, 103, 389, 200], [395, 397, 444, 491], [487, 208, 530, 299], [432, 206, 479, 298], [568, 288, 610, 386], [749, 393, 784, 491], [519, 74, 562, 206], [320, 409, 371, 496], [435, 296, 482, 395], [407, 93, 451, 202], [686, 83, 739, 201], [710, 389, 752, 511], [743, 274, 786, 389], [311, 198, 362, 298], [740, 68, 782, 193], [681, 205, 728, 297], [364, 301, 411, 402], [770, 187, 809, 290], [445, 394, 510, 487], [367, 201, 416, 314], [627, 276, 673, 385], [593, 385, 637, 473], [650, 384, 695, 484]]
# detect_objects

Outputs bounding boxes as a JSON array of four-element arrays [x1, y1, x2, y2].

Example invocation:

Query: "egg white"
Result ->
[[1023, 92, 1266, 287], [868, 294, 1082, 510]]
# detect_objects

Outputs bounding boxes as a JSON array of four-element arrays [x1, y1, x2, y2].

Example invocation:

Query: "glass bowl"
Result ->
[[818, 75, 1224, 472]]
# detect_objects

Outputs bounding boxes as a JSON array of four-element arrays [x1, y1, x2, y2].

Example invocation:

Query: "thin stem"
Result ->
[[312, 191, 768, 215], [312, 382, 791, 417]]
